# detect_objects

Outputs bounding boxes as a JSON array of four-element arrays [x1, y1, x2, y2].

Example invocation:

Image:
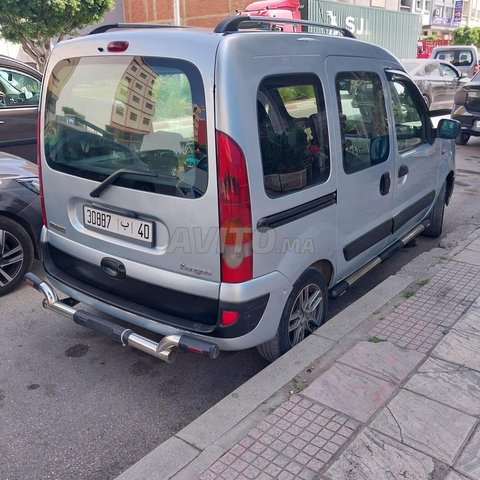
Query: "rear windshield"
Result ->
[[44, 56, 208, 198], [434, 49, 474, 67]]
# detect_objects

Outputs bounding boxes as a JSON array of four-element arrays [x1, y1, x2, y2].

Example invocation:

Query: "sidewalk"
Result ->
[[117, 230, 480, 480]]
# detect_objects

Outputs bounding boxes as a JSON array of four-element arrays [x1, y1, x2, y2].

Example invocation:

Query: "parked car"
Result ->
[[402, 58, 468, 111], [430, 45, 479, 78], [0, 55, 42, 163], [26, 17, 460, 364], [451, 70, 480, 145], [0, 152, 42, 295]]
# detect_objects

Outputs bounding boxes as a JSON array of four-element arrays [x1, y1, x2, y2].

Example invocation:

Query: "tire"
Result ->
[[0, 216, 34, 296], [423, 182, 446, 238], [455, 132, 470, 145], [257, 268, 328, 362]]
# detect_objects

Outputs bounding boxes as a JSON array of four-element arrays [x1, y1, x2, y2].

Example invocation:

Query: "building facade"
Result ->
[[122, 0, 480, 42], [402, 0, 480, 40]]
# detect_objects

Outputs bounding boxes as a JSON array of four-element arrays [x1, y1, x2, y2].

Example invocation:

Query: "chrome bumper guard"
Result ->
[[24, 273, 220, 363]]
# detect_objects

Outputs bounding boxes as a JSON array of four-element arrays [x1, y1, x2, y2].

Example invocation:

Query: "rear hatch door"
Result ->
[[40, 33, 222, 317]]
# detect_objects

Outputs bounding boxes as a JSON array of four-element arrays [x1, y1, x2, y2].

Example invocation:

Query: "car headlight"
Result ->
[[16, 178, 40, 195]]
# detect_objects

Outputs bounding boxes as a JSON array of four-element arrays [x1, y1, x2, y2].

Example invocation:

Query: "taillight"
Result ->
[[107, 41, 129, 52], [216, 131, 253, 283], [474, 64, 479, 75], [37, 110, 47, 226], [221, 310, 239, 326]]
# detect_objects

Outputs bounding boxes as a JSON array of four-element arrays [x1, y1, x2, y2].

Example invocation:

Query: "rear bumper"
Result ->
[[25, 272, 219, 362], [41, 238, 291, 350], [451, 111, 480, 136]]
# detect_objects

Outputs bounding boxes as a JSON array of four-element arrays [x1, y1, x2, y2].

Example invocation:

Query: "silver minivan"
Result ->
[[26, 17, 460, 363], [431, 45, 479, 78]]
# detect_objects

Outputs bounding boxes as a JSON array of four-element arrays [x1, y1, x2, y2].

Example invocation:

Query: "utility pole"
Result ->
[[173, 0, 181, 25]]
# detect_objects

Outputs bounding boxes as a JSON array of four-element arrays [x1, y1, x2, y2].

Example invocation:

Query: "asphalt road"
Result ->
[[1, 132, 480, 480]]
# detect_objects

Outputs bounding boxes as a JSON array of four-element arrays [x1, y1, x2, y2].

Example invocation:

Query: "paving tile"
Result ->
[[444, 471, 473, 480], [302, 363, 396, 422], [370, 389, 476, 464], [198, 396, 358, 480], [337, 341, 425, 384], [432, 329, 480, 373], [451, 306, 480, 337], [369, 316, 446, 353], [404, 357, 480, 416], [455, 426, 480, 479], [323, 429, 448, 480]]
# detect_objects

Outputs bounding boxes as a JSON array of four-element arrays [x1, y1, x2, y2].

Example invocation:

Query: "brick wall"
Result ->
[[124, 0, 251, 27]]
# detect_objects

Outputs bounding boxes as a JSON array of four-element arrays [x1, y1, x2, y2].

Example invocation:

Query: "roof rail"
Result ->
[[89, 23, 184, 35], [214, 15, 355, 38]]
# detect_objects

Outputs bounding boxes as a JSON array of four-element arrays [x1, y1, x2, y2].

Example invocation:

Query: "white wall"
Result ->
[[0, 38, 34, 63]]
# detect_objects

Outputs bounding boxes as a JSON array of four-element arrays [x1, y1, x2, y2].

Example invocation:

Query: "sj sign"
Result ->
[[324, 9, 366, 35]]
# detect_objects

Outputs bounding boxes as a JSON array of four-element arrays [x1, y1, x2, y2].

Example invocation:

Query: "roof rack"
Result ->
[[214, 15, 355, 38], [89, 23, 185, 35]]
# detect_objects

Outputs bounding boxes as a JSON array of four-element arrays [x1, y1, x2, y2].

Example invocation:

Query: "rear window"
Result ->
[[44, 56, 208, 198], [434, 49, 474, 67]]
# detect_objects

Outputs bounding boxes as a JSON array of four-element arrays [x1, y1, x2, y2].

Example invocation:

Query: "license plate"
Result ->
[[83, 206, 154, 247]]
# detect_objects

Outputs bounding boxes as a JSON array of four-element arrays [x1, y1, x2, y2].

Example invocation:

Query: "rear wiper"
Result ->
[[90, 168, 158, 198]]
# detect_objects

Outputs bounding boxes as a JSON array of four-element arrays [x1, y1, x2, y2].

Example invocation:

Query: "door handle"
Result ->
[[380, 172, 391, 196], [398, 165, 409, 177]]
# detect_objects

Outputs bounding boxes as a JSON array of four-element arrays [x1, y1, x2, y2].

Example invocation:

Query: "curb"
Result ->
[[116, 228, 480, 480]]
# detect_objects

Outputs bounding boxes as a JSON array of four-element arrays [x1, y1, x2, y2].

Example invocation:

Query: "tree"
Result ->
[[0, 0, 114, 70], [452, 26, 480, 47]]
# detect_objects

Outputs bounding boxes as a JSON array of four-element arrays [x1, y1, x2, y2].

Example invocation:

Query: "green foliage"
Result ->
[[420, 34, 440, 40], [417, 279, 430, 287], [278, 85, 314, 103], [152, 73, 192, 120], [403, 290, 415, 299], [0, 0, 114, 67], [452, 26, 480, 46], [368, 336, 387, 343]]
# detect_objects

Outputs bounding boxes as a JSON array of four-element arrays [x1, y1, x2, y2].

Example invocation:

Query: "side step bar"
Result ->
[[24, 273, 220, 363], [329, 221, 430, 299]]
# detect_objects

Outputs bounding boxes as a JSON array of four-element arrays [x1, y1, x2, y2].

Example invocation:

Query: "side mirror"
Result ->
[[437, 118, 461, 140], [459, 72, 468, 79]]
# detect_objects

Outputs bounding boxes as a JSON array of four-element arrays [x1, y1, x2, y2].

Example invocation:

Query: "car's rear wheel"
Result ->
[[0, 216, 34, 296], [455, 132, 470, 145], [423, 182, 446, 238], [257, 268, 328, 362]]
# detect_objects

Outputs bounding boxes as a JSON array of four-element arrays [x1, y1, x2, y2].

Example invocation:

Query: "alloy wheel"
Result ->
[[0, 229, 24, 288], [287, 283, 324, 347]]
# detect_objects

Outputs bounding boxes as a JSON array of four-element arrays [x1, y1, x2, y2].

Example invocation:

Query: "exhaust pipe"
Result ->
[[24, 273, 220, 363]]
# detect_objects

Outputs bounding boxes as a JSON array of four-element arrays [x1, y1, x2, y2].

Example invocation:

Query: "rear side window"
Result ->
[[257, 74, 330, 197], [44, 56, 207, 198], [335, 72, 390, 174]]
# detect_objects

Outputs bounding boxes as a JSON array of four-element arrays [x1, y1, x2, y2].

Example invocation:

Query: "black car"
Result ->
[[451, 71, 480, 145], [402, 59, 468, 112], [0, 55, 42, 163], [0, 152, 42, 295]]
